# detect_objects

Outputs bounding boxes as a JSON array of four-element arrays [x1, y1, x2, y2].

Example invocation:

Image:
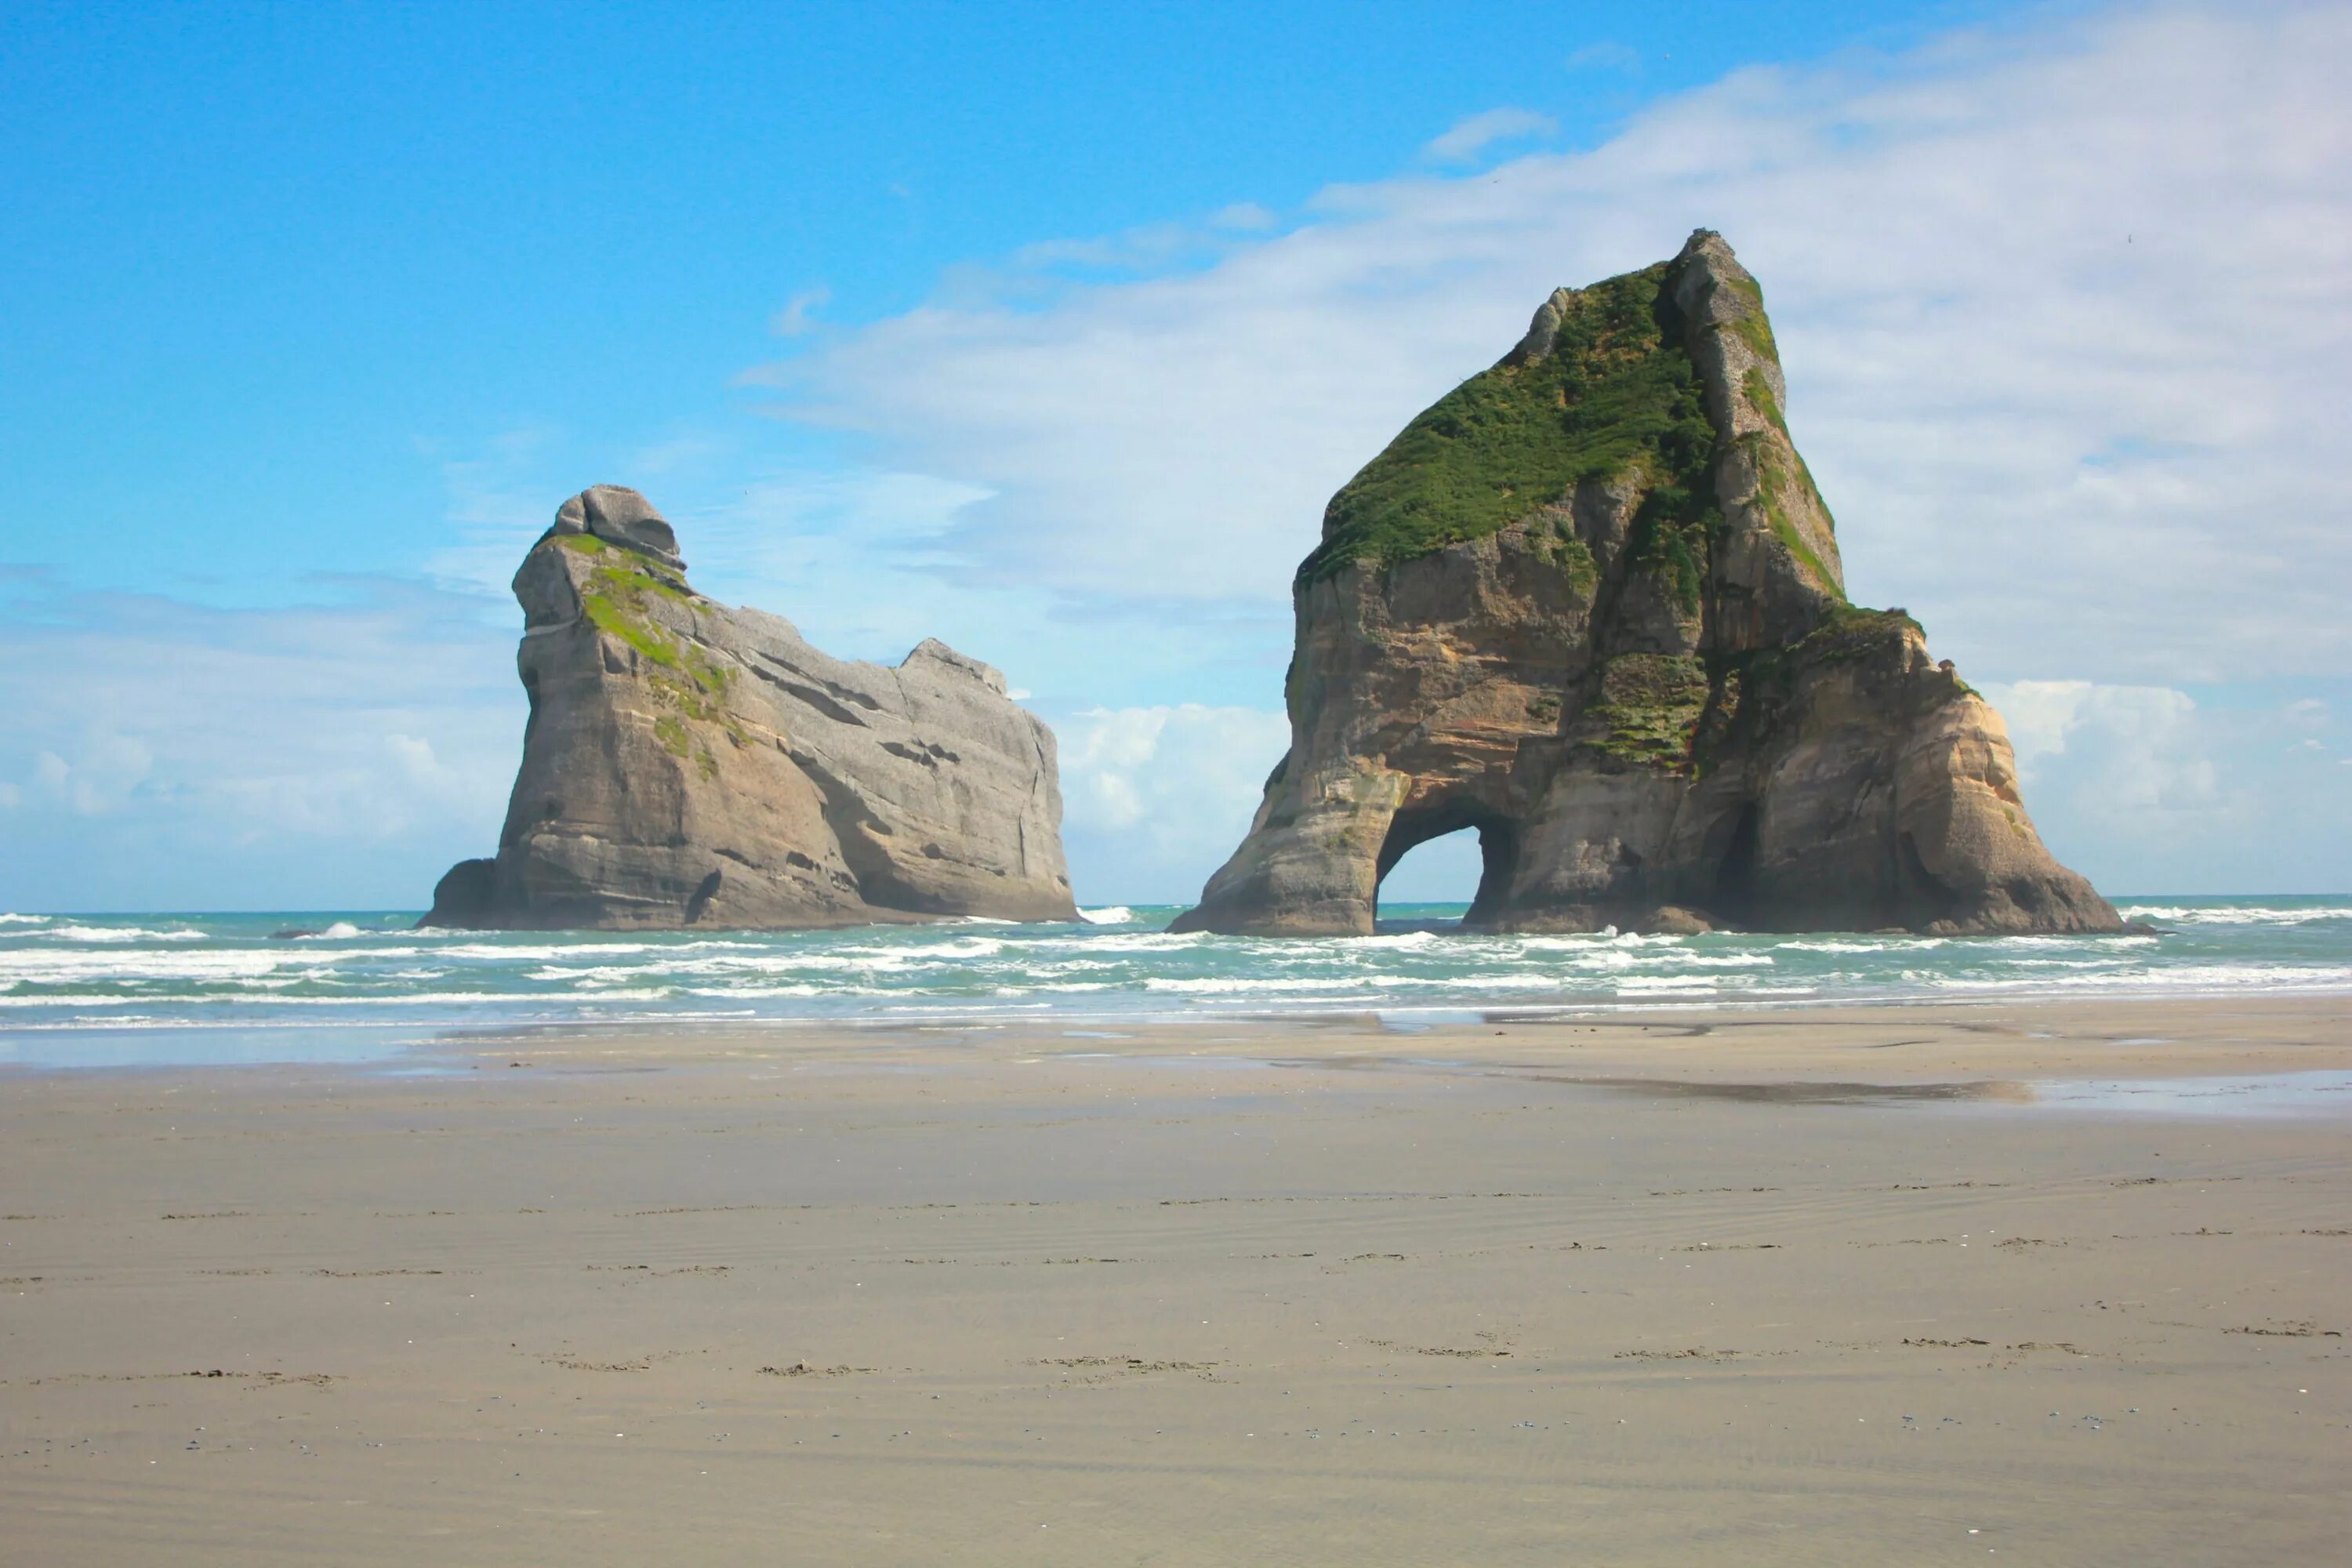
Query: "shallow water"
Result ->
[[0, 897, 2347, 1067], [2016, 1068, 2352, 1117]]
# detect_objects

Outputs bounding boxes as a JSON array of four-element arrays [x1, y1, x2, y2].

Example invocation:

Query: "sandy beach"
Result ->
[[3, 996, 2347, 1563]]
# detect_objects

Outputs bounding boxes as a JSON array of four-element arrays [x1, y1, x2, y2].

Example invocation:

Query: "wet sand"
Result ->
[[3, 996, 2348, 1563]]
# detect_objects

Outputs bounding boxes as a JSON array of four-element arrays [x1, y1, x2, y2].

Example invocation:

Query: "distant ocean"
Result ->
[[2, 898, 2347, 1068]]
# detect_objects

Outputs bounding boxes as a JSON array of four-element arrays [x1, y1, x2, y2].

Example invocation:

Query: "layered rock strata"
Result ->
[[425, 485, 1076, 929], [1174, 230, 2121, 938]]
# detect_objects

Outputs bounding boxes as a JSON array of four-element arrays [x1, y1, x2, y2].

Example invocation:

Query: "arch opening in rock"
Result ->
[[1375, 800, 1520, 931]]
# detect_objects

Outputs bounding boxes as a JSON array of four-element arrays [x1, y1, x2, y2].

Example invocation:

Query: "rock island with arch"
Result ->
[[1173, 230, 2122, 938]]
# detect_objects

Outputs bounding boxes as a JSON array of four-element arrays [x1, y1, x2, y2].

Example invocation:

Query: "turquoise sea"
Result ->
[[2, 897, 2347, 1068]]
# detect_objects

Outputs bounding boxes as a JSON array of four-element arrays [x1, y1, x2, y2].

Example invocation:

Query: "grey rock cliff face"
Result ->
[[1173, 231, 2122, 938], [425, 486, 1076, 929]]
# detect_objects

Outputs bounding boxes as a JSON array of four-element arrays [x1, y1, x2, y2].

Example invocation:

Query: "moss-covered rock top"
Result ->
[[1296, 261, 1719, 586]]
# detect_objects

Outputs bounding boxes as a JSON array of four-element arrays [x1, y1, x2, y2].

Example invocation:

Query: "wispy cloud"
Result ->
[[422, 426, 568, 590], [776, 2, 2352, 691], [1208, 201, 1278, 231], [1566, 41, 1642, 72], [770, 285, 831, 337], [0, 576, 519, 909], [1421, 107, 1560, 164]]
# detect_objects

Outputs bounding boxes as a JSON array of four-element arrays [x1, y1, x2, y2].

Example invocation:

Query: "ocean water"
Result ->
[[2, 897, 2348, 1068]]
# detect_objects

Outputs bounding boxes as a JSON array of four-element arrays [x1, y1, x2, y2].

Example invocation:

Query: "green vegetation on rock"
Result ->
[[1741, 366, 1786, 435], [1298, 263, 1719, 586], [579, 550, 692, 667], [1792, 604, 1921, 665], [1725, 274, 1779, 363], [1542, 520, 1599, 597], [1627, 500, 1712, 616], [1582, 652, 1710, 768], [581, 590, 681, 669], [649, 668, 748, 750], [1744, 434, 1843, 599], [1742, 365, 1838, 540], [563, 539, 739, 702]]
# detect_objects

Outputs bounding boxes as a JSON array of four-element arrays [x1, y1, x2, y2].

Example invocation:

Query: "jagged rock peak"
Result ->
[[423, 486, 1076, 931], [1174, 232, 2122, 939]]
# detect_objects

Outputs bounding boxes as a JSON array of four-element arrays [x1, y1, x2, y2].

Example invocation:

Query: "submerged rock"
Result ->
[[424, 486, 1076, 930], [1174, 231, 2122, 938]]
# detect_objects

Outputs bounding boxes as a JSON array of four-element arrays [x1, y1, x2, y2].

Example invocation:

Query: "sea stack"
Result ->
[[424, 485, 1076, 929], [1174, 230, 2122, 938]]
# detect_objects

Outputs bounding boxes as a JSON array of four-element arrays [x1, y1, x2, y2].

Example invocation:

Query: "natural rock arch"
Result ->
[[1374, 802, 1520, 927], [1174, 231, 2121, 938]]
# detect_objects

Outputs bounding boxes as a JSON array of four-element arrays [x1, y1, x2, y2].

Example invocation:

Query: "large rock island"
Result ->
[[1175, 230, 2121, 938], [425, 486, 1076, 929]]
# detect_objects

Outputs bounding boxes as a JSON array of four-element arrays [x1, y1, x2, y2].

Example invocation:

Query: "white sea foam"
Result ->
[[1927, 963, 2352, 993], [1079, 906, 1136, 925], [31, 924, 210, 944], [2, 990, 532, 1008], [428, 942, 720, 961], [1335, 931, 1443, 949], [0, 949, 297, 982], [1068, 931, 1209, 954], [4, 897, 2344, 1044], [1143, 975, 1379, 993], [679, 983, 862, 1000], [0, 913, 49, 925], [1515, 931, 1682, 953], [2119, 904, 2352, 927]]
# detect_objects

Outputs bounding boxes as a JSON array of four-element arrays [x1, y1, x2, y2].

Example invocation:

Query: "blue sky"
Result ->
[[3, 0, 2347, 910]]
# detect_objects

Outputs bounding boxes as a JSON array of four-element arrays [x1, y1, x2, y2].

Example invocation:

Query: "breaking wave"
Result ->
[[0, 898, 2345, 1065]]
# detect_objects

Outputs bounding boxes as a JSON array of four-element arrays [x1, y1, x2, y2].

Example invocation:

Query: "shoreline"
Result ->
[[8, 896, 2347, 1076], [10, 992, 2351, 1084]]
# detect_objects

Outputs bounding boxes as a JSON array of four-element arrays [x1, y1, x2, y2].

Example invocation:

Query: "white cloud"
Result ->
[[1980, 679, 2216, 815], [777, 2, 2352, 690], [1056, 704, 1291, 900], [28, 731, 154, 815], [1974, 676, 2351, 891], [0, 579, 520, 909], [1422, 107, 1559, 164]]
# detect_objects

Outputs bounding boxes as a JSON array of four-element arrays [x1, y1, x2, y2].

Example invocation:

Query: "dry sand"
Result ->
[[3, 997, 2348, 1563]]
